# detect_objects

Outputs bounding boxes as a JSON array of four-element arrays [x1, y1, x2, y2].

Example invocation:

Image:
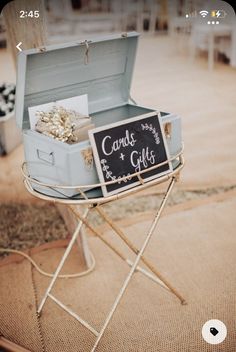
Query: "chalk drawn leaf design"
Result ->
[[100, 158, 132, 185], [141, 122, 160, 144]]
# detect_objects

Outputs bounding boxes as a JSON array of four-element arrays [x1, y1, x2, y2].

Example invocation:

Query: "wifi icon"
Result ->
[[199, 10, 209, 17]]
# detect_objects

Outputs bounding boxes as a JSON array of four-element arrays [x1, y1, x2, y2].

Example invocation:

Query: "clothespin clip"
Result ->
[[137, 173, 144, 185]]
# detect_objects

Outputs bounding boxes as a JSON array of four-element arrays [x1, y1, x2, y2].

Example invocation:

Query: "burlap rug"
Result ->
[[1, 196, 236, 351]]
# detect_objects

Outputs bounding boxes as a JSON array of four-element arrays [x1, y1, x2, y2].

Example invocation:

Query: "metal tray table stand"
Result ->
[[22, 147, 186, 352]]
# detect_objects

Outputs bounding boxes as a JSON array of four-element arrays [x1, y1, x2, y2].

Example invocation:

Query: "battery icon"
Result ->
[[211, 10, 227, 18]]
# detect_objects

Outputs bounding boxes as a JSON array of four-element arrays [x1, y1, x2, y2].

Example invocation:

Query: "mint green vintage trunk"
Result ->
[[15, 32, 181, 198]]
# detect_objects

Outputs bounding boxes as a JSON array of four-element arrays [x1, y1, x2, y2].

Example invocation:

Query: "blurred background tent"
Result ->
[[0, 0, 235, 66]]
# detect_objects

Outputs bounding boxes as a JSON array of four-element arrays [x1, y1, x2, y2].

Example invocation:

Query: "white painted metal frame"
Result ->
[[22, 153, 186, 352]]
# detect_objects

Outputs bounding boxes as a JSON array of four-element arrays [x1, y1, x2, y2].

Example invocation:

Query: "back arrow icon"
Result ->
[[16, 42, 22, 52]]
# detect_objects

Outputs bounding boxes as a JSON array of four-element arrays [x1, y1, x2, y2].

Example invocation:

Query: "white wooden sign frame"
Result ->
[[89, 111, 173, 196]]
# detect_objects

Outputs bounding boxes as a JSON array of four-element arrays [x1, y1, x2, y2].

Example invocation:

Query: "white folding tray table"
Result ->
[[22, 147, 186, 352]]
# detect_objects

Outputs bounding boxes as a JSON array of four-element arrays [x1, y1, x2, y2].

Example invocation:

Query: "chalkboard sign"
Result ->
[[89, 112, 172, 196]]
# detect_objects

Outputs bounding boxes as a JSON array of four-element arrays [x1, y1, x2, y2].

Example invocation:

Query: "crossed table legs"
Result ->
[[37, 176, 186, 351]]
